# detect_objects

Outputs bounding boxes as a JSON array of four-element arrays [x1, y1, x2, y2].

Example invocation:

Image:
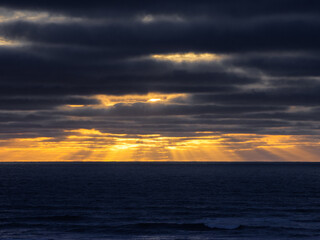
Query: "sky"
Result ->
[[0, 0, 320, 161]]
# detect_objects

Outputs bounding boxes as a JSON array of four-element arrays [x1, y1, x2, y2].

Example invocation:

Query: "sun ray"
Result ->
[[1, 130, 319, 162]]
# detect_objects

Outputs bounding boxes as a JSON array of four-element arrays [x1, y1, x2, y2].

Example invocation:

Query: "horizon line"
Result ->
[[1, 161, 320, 164]]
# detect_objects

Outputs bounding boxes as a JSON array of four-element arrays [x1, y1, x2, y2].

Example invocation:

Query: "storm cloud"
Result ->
[[0, 0, 319, 157]]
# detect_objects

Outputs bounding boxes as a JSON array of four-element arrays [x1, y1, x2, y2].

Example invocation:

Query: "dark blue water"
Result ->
[[1, 163, 320, 240]]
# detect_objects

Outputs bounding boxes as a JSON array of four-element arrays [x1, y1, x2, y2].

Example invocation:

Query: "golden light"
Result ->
[[67, 104, 85, 108], [96, 93, 187, 107], [0, 129, 319, 162], [148, 98, 161, 102], [0, 37, 17, 46], [63, 93, 185, 110], [151, 52, 223, 63], [67, 129, 104, 135]]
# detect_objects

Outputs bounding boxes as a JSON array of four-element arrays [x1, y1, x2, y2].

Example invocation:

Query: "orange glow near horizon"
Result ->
[[0, 129, 319, 162]]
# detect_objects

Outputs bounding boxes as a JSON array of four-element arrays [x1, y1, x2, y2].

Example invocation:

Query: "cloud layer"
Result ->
[[0, 1, 319, 161]]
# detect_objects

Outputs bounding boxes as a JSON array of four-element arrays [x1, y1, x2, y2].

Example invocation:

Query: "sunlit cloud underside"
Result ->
[[0, 37, 18, 46], [0, 7, 85, 24], [151, 52, 223, 63], [0, 129, 319, 162], [1, 93, 319, 162], [95, 93, 187, 107]]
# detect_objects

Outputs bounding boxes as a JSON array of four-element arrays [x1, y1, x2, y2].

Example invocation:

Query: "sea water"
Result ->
[[1, 162, 320, 239]]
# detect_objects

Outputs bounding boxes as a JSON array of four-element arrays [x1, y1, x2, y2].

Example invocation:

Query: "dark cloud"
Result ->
[[61, 103, 284, 117], [0, 97, 99, 110], [191, 87, 320, 106], [0, 46, 252, 96], [1, 0, 320, 18], [228, 54, 320, 77], [2, 18, 320, 53], [0, 1, 319, 140]]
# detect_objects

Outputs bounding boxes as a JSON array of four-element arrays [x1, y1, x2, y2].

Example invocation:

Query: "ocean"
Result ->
[[1, 162, 320, 240]]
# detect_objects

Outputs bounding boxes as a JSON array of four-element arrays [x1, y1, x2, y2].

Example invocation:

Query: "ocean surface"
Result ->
[[1, 163, 320, 240]]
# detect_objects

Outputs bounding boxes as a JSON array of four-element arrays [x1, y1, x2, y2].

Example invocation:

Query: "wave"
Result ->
[[1, 217, 316, 234], [119, 221, 317, 233], [123, 222, 214, 231], [0, 215, 83, 222], [117, 216, 315, 232], [34, 215, 84, 221], [119, 222, 256, 231], [0, 222, 46, 229]]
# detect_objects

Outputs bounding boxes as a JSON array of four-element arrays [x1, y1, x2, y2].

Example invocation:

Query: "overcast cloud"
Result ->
[[0, 1, 319, 152]]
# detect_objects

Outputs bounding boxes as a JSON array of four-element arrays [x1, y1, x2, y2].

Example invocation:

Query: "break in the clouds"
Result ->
[[0, 1, 320, 161]]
